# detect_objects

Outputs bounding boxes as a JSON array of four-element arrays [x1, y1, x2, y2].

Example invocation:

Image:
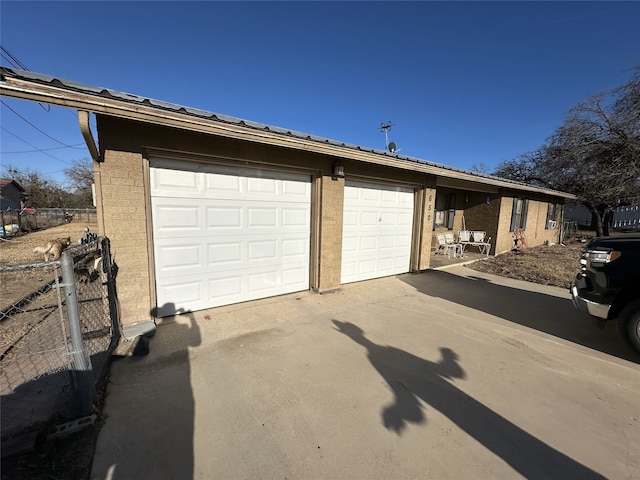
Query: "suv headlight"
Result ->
[[587, 249, 622, 266]]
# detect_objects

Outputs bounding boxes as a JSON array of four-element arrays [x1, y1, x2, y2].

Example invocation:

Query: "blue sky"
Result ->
[[1, 1, 639, 185]]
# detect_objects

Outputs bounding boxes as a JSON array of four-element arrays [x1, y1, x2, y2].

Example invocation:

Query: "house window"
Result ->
[[434, 194, 446, 228], [510, 198, 529, 232], [434, 193, 456, 230], [546, 203, 558, 229]]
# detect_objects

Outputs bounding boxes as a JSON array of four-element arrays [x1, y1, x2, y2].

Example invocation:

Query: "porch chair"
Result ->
[[470, 231, 492, 256], [436, 234, 458, 258], [443, 232, 463, 258]]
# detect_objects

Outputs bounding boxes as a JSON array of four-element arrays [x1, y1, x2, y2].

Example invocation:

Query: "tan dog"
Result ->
[[33, 237, 72, 261]]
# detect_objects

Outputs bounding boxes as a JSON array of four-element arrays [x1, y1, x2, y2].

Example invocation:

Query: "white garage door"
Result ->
[[150, 161, 311, 316], [341, 181, 414, 284]]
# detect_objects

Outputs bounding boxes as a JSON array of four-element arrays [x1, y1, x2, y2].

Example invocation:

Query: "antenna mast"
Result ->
[[379, 121, 399, 154]]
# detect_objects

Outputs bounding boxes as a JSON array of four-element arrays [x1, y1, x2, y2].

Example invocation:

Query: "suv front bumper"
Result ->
[[570, 284, 611, 320]]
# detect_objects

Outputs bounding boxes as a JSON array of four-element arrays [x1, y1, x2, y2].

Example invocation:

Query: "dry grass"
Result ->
[[467, 241, 587, 289], [0, 222, 98, 265]]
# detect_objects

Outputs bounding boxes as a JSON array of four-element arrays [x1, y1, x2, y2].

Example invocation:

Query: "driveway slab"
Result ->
[[91, 266, 640, 479]]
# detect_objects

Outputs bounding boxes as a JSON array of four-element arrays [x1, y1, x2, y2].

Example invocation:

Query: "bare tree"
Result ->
[[494, 67, 640, 236], [63, 158, 94, 207], [470, 162, 491, 175]]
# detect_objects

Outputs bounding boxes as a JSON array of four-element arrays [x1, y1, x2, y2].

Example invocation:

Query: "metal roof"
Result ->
[[0, 67, 574, 198]]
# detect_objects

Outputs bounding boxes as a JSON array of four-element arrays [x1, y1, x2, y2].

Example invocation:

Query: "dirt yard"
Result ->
[[467, 240, 588, 289], [0, 222, 99, 266]]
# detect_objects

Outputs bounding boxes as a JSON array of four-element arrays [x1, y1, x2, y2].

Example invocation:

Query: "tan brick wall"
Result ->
[[522, 199, 561, 247], [496, 197, 515, 254], [96, 151, 152, 327], [496, 197, 562, 253], [317, 175, 345, 291], [431, 189, 500, 255], [419, 188, 436, 269], [461, 192, 501, 255]]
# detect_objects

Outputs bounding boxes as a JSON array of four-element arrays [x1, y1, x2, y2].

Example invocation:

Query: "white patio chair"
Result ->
[[436, 233, 457, 257], [443, 232, 463, 258], [471, 231, 492, 256], [458, 230, 472, 255]]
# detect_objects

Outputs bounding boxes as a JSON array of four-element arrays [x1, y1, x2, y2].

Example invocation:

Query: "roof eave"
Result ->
[[0, 72, 576, 200]]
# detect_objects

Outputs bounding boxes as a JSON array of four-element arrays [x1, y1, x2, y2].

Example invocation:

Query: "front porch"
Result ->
[[429, 249, 490, 270]]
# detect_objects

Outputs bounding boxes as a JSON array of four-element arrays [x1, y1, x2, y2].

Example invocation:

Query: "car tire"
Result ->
[[617, 299, 640, 353]]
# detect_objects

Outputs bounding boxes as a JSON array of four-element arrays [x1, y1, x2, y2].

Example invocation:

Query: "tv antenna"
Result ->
[[380, 121, 400, 154]]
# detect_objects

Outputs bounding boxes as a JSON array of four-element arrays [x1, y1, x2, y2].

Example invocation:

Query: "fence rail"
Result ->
[[0, 237, 119, 454], [1, 208, 97, 237]]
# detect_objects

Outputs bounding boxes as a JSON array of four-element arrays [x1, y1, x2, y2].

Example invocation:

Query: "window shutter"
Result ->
[[522, 200, 529, 229], [510, 198, 518, 232]]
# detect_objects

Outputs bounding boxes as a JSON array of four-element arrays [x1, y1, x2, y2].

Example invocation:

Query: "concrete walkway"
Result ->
[[91, 266, 640, 480]]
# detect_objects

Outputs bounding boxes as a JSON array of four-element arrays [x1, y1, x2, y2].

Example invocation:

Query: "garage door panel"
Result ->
[[361, 211, 379, 226], [248, 240, 278, 261], [359, 236, 377, 250], [153, 204, 202, 232], [155, 241, 205, 277], [341, 181, 414, 284], [208, 207, 242, 229], [151, 162, 310, 313], [247, 208, 278, 228], [151, 168, 201, 198], [208, 242, 242, 265]]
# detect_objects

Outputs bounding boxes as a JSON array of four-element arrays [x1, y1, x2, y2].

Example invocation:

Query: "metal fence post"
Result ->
[[60, 251, 95, 416]]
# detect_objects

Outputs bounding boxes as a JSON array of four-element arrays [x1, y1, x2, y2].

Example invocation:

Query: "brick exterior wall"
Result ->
[[419, 188, 436, 269], [432, 189, 500, 255], [95, 151, 153, 327], [94, 116, 568, 319], [496, 197, 562, 254], [461, 192, 501, 255], [317, 175, 345, 291]]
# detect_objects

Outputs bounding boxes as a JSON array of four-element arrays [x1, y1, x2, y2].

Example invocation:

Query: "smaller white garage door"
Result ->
[[341, 181, 414, 284], [151, 161, 311, 315]]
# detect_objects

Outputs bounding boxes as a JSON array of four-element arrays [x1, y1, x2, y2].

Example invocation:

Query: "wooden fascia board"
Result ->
[[1, 77, 576, 200]]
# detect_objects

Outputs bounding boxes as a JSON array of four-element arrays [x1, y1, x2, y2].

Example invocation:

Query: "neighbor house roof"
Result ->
[[0, 178, 25, 192], [0, 67, 576, 199]]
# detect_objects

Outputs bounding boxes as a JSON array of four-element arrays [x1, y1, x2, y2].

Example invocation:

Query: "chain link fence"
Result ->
[[0, 237, 119, 454], [1, 208, 97, 237]]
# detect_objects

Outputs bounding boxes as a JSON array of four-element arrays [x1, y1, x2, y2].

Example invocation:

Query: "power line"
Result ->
[[1, 144, 85, 154], [0, 45, 29, 70], [1, 100, 83, 148], [0, 45, 50, 111], [0, 126, 73, 165]]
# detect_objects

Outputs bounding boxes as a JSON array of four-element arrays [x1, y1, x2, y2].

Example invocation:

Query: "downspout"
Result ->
[[78, 110, 105, 235], [78, 110, 100, 162]]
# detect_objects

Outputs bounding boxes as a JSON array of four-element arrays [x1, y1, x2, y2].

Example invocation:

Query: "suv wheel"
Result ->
[[617, 299, 640, 353]]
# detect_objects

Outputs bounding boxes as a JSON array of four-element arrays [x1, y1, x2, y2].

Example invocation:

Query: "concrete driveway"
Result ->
[[91, 266, 640, 479]]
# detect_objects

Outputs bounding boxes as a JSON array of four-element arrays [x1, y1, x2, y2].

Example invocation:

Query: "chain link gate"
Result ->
[[1, 237, 120, 455]]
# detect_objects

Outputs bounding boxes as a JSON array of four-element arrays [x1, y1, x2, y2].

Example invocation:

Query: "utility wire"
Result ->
[[0, 45, 28, 69], [0, 126, 73, 165], [1, 144, 85, 154], [0, 45, 50, 111], [1, 100, 83, 148]]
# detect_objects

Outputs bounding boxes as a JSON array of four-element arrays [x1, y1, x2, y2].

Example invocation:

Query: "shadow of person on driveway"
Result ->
[[333, 320, 605, 479], [401, 270, 640, 363], [91, 303, 201, 480]]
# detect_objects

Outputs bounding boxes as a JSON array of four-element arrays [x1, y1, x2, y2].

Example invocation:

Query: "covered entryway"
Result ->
[[341, 180, 414, 284], [150, 160, 311, 315]]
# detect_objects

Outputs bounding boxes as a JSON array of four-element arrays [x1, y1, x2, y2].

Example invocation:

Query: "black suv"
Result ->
[[571, 234, 640, 353]]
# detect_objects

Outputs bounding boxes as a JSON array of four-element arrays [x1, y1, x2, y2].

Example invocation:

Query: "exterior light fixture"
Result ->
[[332, 161, 345, 179]]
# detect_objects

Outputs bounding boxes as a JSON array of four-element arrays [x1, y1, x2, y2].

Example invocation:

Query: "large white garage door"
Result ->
[[150, 161, 311, 316], [341, 181, 414, 284]]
